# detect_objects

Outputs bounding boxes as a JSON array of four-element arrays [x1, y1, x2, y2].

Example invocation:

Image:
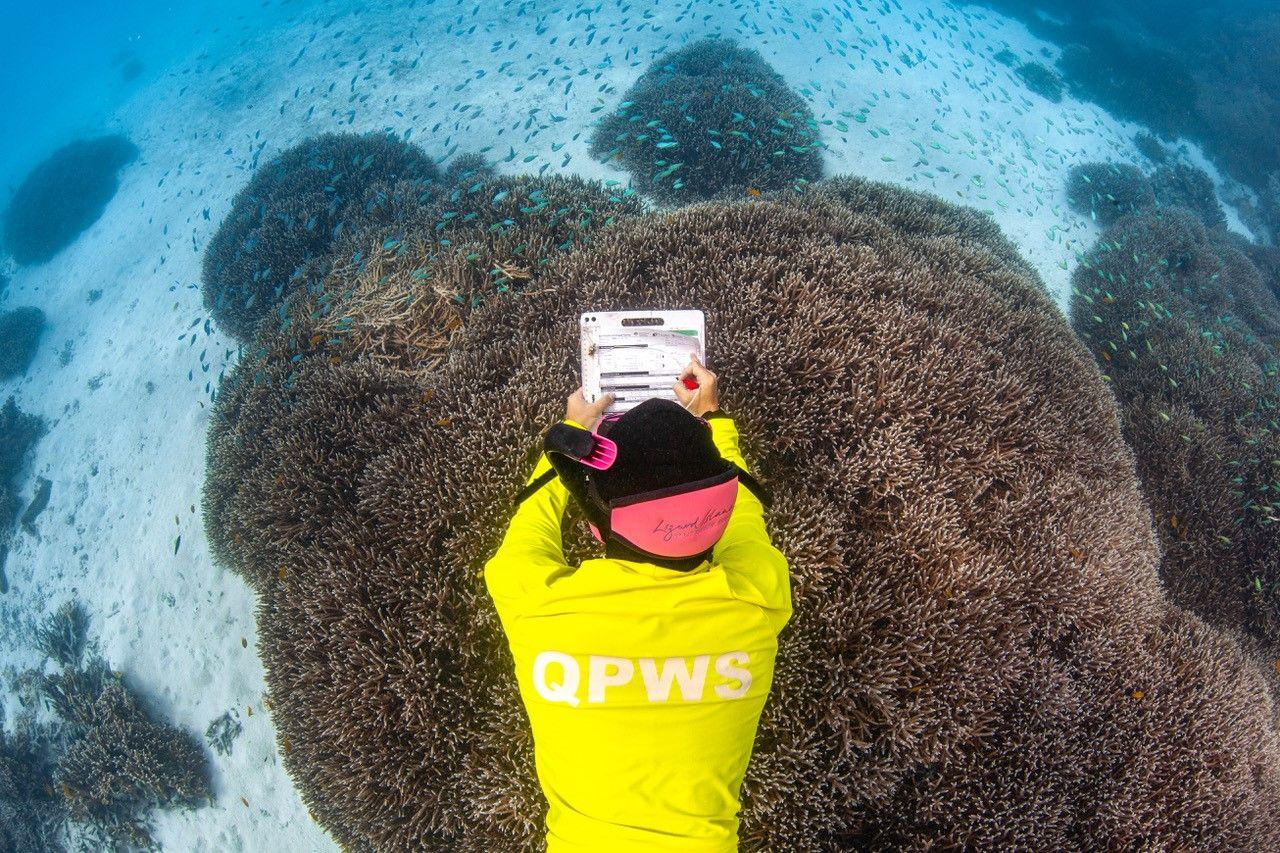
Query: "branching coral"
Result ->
[[0, 396, 45, 593], [40, 657, 212, 849], [295, 174, 644, 372], [35, 601, 90, 667], [871, 603, 1280, 848], [1056, 32, 1200, 140], [202, 174, 643, 582], [202, 357, 424, 590], [57, 683, 210, 845], [0, 307, 46, 379], [0, 722, 67, 853], [1070, 206, 1280, 662], [1066, 161, 1156, 225], [590, 39, 823, 205], [207, 177, 1280, 849], [442, 152, 495, 187], [1185, 7, 1280, 190], [203, 710, 242, 757], [1, 136, 138, 266], [1152, 163, 1226, 229], [1015, 61, 1064, 102], [1242, 242, 1280, 301], [201, 132, 440, 341], [1134, 131, 1171, 165]]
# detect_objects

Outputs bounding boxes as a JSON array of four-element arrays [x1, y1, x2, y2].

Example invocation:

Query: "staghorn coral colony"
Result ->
[[1134, 131, 1171, 165], [34, 601, 90, 668], [43, 660, 211, 850], [202, 172, 643, 580], [590, 39, 824, 205], [0, 307, 46, 380], [1071, 206, 1280, 665], [1014, 61, 1064, 102], [2, 610, 213, 852], [1065, 161, 1155, 226], [0, 722, 66, 853], [1066, 160, 1227, 234], [203, 174, 1280, 849], [201, 132, 441, 341], [0, 397, 45, 594], [1151, 163, 1227, 230]]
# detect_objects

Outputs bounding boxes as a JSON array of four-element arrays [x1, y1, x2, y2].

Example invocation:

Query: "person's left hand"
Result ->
[[565, 387, 614, 431]]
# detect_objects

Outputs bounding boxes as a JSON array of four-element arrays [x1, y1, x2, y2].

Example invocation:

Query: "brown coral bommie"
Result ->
[[1071, 205, 1280, 664], [207, 178, 1280, 850]]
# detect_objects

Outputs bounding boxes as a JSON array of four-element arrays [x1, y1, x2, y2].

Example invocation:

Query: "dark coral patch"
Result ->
[[2, 136, 138, 266], [207, 178, 1280, 849], [590, 39, 823, 205]]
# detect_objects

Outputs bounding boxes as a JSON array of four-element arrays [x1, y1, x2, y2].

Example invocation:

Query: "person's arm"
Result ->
[[484, 390, 613, 617], [707, 412, 792, 633], [483, 422, 582, 615]]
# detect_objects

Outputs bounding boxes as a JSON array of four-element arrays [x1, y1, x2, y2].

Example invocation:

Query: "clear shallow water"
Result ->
[[0, 0, 303, 193], [0, 0, 1277, 849]]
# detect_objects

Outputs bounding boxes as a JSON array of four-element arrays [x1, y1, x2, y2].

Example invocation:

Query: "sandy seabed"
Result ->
[[0, 0, 1260, 848]]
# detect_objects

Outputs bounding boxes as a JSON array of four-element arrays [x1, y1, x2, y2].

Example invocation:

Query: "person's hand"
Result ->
[[673, 354, 720, 417], [566, 388, 613, 431]]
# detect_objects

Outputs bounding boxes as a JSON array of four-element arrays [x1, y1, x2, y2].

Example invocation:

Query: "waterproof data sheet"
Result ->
[[581, 310, 706, 413]]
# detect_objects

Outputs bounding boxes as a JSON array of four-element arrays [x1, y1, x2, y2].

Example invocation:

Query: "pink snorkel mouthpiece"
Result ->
[[579, 434, 617, 470], [544, 422, 617, 471]]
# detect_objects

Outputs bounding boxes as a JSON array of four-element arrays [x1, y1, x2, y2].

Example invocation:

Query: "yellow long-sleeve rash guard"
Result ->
[[484, 413, 792, 852]]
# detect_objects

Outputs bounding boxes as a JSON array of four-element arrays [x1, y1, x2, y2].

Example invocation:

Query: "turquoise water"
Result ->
[[1, 0, 1277, 850]]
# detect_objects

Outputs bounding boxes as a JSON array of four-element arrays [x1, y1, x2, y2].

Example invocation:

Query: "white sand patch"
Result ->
[[0, 0, 1264, 848]]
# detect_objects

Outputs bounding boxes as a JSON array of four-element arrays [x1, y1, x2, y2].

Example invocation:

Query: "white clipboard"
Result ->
[[581, 310, 706, 413]]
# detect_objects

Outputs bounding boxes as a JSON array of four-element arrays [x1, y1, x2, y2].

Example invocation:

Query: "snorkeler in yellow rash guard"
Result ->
[[484, 355, 792, 852]]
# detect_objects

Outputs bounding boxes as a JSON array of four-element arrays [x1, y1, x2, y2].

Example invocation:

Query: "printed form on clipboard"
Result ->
[[581, 310, 705, 413]]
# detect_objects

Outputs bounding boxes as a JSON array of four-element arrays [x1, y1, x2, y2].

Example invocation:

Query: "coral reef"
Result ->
[[201, 132, 440, 341], [1264, 172, 1280, 247], [0, 307, 46, 379], [0, 722, 67, 853], [35, 601, 90, 667], [1241, 241, 1280, 300], [203, 710, 242, 757], [1151, 163, 1226, 229], [2, 136, 139, 266], [40, 657, 212, 849], [981, 2, 1280, 198], [1065, 161, 1155, 225], [1057, 34, 1198, 140], [207, 177, 1280, 849], [0, 396, 45, 593], [1134, 131, 1170, 165], [1015, 61, 1064, 102], [1071, 206, 1280, 661], [590, 39, 823, 205], [1185, 7, 1280, 189], [442, 152, 495, 186], [203, 174, 643, 582], [300, 174, 644, 370], [871, 603, 1280, 848]]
